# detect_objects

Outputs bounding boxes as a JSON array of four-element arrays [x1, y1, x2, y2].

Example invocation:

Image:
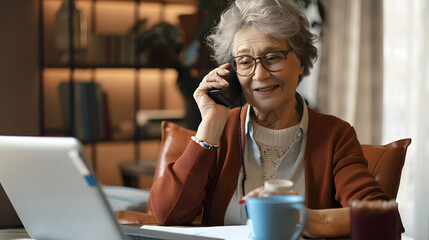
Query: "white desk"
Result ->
[[0, 227, 415, 240]]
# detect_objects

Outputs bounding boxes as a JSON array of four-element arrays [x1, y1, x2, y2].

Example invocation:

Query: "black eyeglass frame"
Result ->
[[228, 49, 294, 76]]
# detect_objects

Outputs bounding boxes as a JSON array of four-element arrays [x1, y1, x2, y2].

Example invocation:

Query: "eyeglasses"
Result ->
[[228, 49, 294, 76]]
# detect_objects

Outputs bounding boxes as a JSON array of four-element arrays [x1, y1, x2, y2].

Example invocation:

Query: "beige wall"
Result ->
[[0, 1, 39, 135]]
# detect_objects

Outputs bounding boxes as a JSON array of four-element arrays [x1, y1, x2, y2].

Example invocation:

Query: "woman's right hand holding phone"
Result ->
[[193, 63, 232, 145]]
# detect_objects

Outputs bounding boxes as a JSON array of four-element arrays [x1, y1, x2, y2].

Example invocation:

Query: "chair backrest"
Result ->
[[153, 121, 196, 181], [361, 138, 411, 199], [147, 121, 195, 214], [150, 121, 411, 213]]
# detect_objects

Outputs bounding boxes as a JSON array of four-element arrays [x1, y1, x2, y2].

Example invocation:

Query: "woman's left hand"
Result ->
[[303, 208, 351, 238], [238, 188, 351, 238]]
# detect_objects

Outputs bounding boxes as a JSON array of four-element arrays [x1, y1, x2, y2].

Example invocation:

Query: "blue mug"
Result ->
[[246, 195, 306, 240]]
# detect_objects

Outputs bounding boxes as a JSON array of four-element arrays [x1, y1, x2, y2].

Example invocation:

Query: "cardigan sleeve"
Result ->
[[332, 125, 391, 206], [305, 108, 391, 209], [332, 125, 405, 232], [149, 141, 217, 225]]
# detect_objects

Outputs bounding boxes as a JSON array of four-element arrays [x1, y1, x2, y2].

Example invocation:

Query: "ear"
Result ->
[[293, 53, 305, 76], [299, 64, 304, 76]]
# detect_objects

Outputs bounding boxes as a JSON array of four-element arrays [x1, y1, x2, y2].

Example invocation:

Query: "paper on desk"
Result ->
[[140, 225, 414, 240], [141, 225, 250, 240]]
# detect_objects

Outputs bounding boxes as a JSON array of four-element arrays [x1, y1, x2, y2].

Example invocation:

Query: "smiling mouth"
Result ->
[[255, 85, 278, 92]]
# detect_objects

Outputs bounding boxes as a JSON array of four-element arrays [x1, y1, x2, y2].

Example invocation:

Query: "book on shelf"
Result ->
[[58, 82, 111, 142], [136, 109, 185, 139]]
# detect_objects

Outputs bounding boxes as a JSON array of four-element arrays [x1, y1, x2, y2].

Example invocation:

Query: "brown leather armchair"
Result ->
[[146, 121, 196, 216], [361, 138, 411, 199], [116, 121, 195, 224], [116, 121, 411, 224]]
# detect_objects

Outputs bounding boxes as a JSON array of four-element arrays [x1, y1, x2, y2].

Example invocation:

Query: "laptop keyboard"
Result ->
[[121, 225, 222, 240], [125, 233, 164, 240]]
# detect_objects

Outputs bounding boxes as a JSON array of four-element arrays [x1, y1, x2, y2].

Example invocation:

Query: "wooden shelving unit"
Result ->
[[39, 0, 196, 187]]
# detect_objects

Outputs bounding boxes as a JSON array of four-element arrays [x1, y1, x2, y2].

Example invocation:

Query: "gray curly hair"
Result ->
[[206, 0, 318, 80]]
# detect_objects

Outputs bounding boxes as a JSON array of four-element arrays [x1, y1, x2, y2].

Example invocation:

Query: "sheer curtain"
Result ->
[[316, 0, 428, 237], [383, 0, 429, 239], [317, 0, 384, 144]]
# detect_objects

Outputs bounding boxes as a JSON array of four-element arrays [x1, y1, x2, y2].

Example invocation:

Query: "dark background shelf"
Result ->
[[39, 0, 199, 186], [43, 63, 180, 69]]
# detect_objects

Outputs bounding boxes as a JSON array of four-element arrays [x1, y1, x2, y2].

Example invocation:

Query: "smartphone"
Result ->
[[208, 66, 241, 107]]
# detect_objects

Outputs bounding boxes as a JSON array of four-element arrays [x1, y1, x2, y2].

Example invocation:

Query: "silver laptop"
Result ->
[[0, 136, 221, 240]]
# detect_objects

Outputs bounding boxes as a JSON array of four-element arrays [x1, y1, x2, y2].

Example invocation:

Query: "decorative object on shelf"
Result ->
[[55, 1, 88, 63], [131, 20, 182, 67], [58, 82, 111, 142], [136, 109, 186, 139]]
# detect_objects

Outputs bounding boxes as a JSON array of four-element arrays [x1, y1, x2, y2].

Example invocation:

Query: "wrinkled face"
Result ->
[[233, 27, 304, 114]]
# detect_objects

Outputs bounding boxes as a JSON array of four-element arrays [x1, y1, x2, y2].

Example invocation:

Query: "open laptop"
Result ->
[[0, 136, 222, 240]]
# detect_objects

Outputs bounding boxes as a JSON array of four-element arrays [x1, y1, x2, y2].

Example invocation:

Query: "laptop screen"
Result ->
[[0, 136, 126, 240], [0, 136, 225, 240]]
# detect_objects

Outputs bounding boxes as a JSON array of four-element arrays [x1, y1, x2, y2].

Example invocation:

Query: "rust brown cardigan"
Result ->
[[149, 105, 391, 226]]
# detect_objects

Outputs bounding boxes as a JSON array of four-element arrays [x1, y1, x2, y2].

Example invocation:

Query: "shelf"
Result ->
[[43, 63, 180, 69], [43, 127, 164, 143], [43, 113, 186, 143], [42, 0, 198, 4], [40, 0, 193, 184]]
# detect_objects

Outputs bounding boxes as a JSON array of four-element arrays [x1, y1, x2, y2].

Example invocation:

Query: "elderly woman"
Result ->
[[149, 0, 393, 238]]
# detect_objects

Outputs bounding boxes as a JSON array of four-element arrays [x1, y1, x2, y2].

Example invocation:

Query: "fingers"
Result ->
[[193, 78, 227, 104], [193, 64, 232, 104], [202, 66, 230, 88], [206, 63, 231, 81], [239, 187, 264, 204], [201, 75, 228, 89], [192, 63, 234, 122], [213, 63, 231, 78]]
